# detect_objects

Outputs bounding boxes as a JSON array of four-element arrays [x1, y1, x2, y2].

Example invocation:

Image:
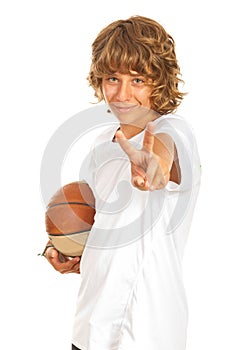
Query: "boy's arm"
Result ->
[[152, 132, 181, 185]]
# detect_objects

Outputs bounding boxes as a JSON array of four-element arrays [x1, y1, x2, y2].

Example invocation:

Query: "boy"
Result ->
[[44, 15, 201, 350]]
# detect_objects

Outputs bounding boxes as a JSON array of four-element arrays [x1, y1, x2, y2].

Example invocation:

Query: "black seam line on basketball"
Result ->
[[48, 229, 90, 236], [47, 202, 94, 209]]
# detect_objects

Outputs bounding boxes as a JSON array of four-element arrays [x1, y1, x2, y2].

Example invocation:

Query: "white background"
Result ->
[[1, 1, 233, 349]]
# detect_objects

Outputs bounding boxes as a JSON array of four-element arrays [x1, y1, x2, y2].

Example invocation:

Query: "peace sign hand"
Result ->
[[115, 122, 170, 191]]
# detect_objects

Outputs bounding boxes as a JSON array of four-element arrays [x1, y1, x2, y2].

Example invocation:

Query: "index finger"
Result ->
[[143, 122, 156, 152], [115, 130, 137, 158]]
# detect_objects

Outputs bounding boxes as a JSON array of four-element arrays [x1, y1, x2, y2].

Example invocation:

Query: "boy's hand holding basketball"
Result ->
[[45, 247, 81, 274], [116, 122, 173, 191]]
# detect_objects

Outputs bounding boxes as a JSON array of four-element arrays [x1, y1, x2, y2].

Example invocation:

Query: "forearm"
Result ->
[[152, 133, 175, 188]]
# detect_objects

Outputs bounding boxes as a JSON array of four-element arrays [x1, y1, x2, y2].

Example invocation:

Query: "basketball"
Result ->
[[45, 181, 95, 257]]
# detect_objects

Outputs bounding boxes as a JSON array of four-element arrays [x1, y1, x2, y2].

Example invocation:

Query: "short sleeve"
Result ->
[[154, 114, 201, 192]]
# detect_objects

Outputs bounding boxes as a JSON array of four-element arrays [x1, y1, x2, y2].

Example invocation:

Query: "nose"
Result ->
[[115, 81, 132, 102]]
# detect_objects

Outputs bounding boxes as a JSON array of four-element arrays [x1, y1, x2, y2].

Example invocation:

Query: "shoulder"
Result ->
[[154, 113, 192, 131], [92, 124, 119, 146], [153, 113, 198, 148]]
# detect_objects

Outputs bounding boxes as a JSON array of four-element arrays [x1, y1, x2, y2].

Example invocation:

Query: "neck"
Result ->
[[118, 110, 159, 139], [119, 124, 144, 139]]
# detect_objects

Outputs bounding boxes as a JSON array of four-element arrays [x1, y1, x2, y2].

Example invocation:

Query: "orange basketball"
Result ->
[[45, 181, 95, 257]]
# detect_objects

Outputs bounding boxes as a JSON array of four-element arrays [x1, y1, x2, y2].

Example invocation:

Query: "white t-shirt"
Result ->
[[72, 114, 201, 350]]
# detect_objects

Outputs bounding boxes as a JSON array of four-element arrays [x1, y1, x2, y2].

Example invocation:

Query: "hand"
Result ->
[[116, 122, 170, 191], [45, 247, 81, 274]]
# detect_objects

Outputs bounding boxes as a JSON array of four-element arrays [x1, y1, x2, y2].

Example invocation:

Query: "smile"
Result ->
[[111, 104, 137, 114]]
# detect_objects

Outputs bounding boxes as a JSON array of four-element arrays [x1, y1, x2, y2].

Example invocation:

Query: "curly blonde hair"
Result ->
[[88, 16, 185, 115]]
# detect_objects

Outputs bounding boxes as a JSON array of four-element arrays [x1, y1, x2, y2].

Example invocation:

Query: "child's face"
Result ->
[[102, 71, 154, 128]]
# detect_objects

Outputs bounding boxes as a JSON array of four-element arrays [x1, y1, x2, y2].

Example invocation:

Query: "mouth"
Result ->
[[110, 103, 138, 114]]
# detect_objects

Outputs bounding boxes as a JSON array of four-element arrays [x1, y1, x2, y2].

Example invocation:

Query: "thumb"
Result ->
[[46, 246, 59, 259]]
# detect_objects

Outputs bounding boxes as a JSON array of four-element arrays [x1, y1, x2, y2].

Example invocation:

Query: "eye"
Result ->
[[107, 77, 119, 83], [133, 77, 145, 84]]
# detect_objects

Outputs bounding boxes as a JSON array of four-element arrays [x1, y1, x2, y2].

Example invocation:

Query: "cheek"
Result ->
[[102, 84, 113, 101], [138, 90, 151, 107]]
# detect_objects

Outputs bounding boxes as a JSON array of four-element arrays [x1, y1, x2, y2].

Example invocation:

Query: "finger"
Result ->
[[48, 249, 70, 264], [131, 162, 147, 178], [115, 130, 137, 158], [63, 261, 81, 274], [45, 247, 59, 260], [143, 122, 155, 153], [58, 251, 70, 262], [71, 261, 81, 273], [148, 163, 169, 191], [145, 155, 159, 189], [131, 162, 148, 188], [150, 173, 165, 191], [60, 256, 80, 270], [53, 255, 80, 273]]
